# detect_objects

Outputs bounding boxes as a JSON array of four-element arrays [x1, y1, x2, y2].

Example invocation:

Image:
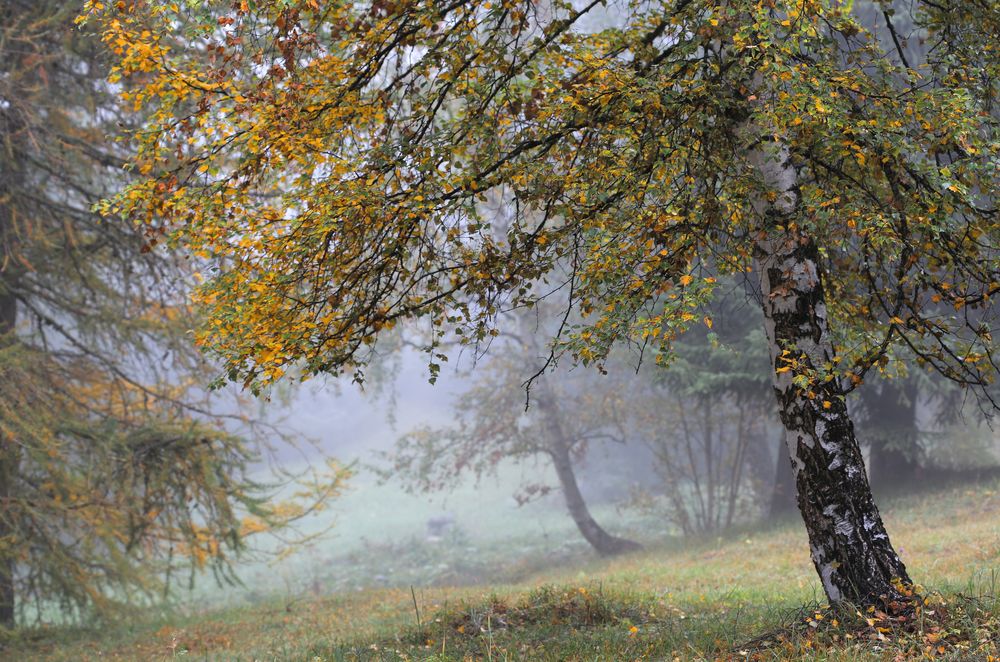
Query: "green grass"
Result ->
[[10, 478, 1000, 660], [186, 462, 662, 609]]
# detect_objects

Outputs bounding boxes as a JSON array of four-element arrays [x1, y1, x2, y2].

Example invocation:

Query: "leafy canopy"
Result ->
[[89, 0, 998, 396]]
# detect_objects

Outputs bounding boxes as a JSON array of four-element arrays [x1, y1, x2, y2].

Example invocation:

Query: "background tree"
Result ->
[[94, 0, 999, 608], [858, 371, 924, 487], [387, 311, 641, 557], [0, 1, 346, 626], [855, 366, 998, 489], [626, 289, 776, 534]]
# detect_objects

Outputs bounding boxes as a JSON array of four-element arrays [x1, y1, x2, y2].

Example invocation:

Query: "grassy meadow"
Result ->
[[8, 470, 1000, 661]]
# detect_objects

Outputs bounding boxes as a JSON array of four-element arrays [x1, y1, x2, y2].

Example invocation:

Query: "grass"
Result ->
[[185, 462, 661, 609], [9, 478, 1000, 660]]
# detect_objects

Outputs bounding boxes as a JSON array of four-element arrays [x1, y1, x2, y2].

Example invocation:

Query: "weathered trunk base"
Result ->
[[549, 443, 643, 557], [756, 231, 913, 608]]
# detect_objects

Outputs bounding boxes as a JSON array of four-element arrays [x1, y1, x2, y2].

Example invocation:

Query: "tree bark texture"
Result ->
[[750, 137, 911, 606], [756, 233, 911, 606]]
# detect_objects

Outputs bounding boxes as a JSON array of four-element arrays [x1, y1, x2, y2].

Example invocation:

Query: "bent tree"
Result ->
[[92, 0, 999, 607], [388, 311, 641, 556]]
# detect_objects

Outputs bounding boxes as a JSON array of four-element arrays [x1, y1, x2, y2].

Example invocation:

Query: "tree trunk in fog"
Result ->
[[865, 379, 921, 488], [744, 422, 775, 493], [0, 215, 16, 627], [768, 434, 798, 519], [536, 389, 642, 557], [548, 442, 642, 556], [751, 137, 911, 607]]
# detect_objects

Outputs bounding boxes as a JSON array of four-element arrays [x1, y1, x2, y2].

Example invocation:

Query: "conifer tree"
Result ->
[[0, 0, 345, 626]]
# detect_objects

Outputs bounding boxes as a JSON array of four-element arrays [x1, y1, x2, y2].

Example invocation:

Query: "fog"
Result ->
[[266, 351, 462, 463], [5, 1, 999, 645], [196, 321, 1000, 612]]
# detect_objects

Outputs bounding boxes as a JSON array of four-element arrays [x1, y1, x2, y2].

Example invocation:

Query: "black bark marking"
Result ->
[[756, 233, 911, 606]]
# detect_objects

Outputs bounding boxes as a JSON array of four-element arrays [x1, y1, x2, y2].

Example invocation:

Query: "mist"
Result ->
[[5, 0, 1000, 658]]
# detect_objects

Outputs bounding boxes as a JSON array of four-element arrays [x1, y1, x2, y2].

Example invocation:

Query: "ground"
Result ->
[[8, 478, 1000, 660]]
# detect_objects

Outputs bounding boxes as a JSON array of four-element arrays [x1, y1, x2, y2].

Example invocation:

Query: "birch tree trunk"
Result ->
[[750, 138, 912, 606]]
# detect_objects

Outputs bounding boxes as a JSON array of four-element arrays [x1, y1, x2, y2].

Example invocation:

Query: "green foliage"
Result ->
[[88, 0, 998, 399], [662, 289, 772, 399], [614, 288, 776, 534]]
